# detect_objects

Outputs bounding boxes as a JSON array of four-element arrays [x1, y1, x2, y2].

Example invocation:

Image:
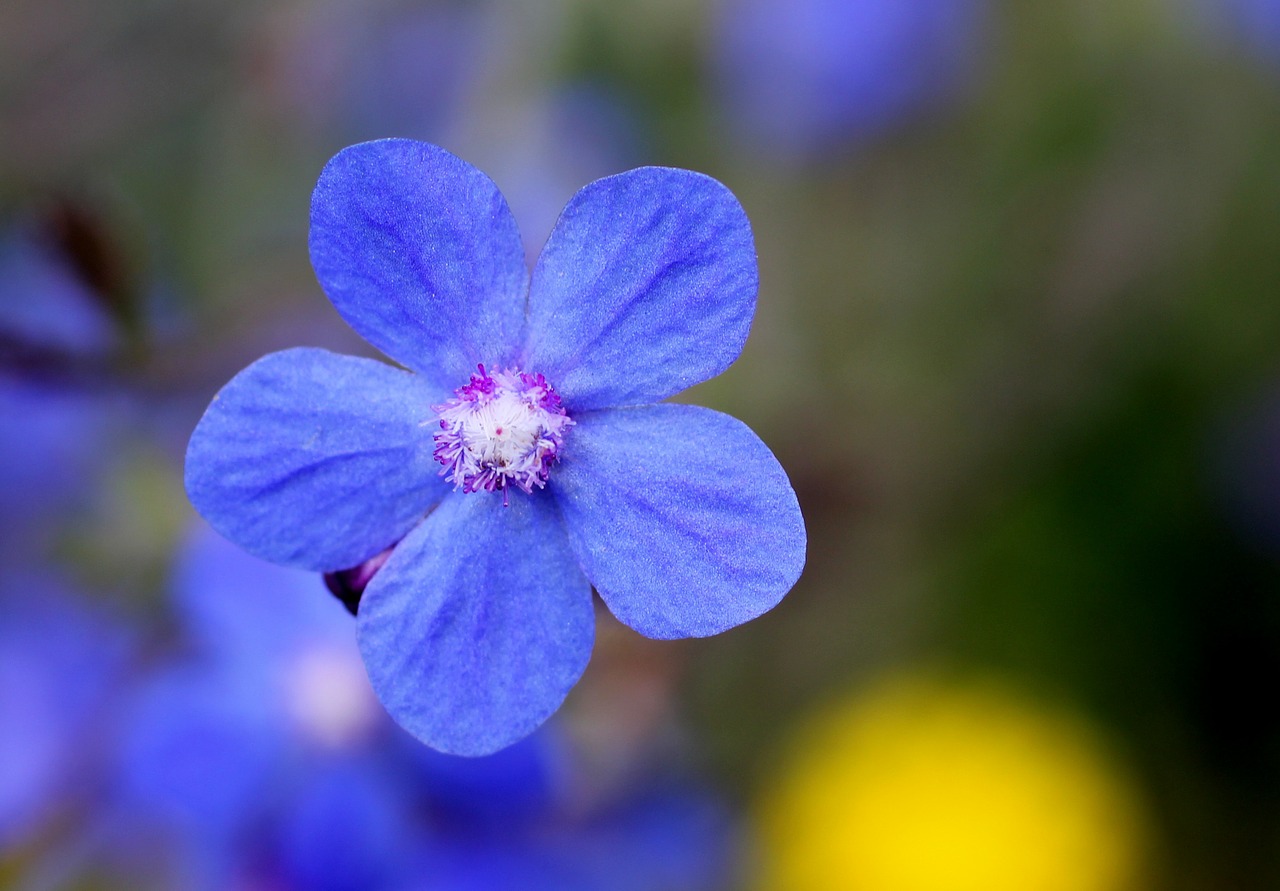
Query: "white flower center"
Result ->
[[456, 388, 546, 470], [283, 643, 380, 749], [432, 365, 572, 502]]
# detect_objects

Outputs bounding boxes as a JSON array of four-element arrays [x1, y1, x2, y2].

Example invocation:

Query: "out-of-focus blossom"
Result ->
[[0, 213, 126, 558], [1202, 0, 1280, 67], [711, 0, 988, 159], [105, 521, 419, 889], [263, 0, 645, 255], [460, 84, 646, 261], [261, 0, 646, 264], [0, 379, 116, 554], [0, 572, 129, 853], [753, 673, 1151, 891], [551, 785, 738, 891], [409, 747, 738, 891], [260, 0, 488, 143], [185, 138, 806, 755], [91, 523, 736, 889], [0, 216, 120, 356]]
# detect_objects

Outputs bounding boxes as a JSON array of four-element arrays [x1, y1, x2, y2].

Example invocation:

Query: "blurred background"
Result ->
[[3, 0, 1280, 888]]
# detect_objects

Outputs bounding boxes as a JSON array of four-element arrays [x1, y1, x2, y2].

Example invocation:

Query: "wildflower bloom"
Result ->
[[1196, 0, 1280, 68], [0, 572, 128, 852], [0, 217, 120, 356], [185, 138, 806, 755], [108, 523, 420, 889], [712, 0, 987, 158], [432, 365, 573, 502], [0, 217, 125, 558], [101, 527, 734, 890], [406, 727, 737, 890], [754, 674, 1150, 891]]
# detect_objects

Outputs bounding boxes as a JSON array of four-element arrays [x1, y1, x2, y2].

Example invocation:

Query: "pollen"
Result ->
[[432, 364, 573, 503]]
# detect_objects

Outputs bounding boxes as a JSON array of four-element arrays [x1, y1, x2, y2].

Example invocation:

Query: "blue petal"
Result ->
[[356, 493, 594, 756], [522, 167, 757, 410], [310, 139, 529, 387], [185, 347, 446, 572], [551, 404, 805, 638]]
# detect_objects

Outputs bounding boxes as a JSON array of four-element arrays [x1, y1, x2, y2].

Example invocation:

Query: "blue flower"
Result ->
[[100, 526, 736, 890], [457, 84, 647, 264], [401, 724, 738, 891], [0, 378, 115, 558], [411, 780, 737, 891], [0, 571, 129, 853], [1210, 0, 1280, 67], [0, 217, 124, 559], [712, 0, 987, 158], [268, 0, 485, 143], [107, 522, 422, 889], [185, 138, 806, 756], [0, 218, 120, 356]]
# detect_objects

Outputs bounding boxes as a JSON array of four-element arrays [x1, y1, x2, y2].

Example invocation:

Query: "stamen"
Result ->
[[432, 364, 572, 502]]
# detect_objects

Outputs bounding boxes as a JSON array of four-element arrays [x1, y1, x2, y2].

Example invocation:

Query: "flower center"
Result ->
[[283, 642, 380, 750], [432, 364, 572, 503]]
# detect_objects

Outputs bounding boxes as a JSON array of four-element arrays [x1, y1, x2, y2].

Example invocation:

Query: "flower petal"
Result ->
[[522, 167, 757, 410], [551, 404, 805, 638], [310, 138, 529, 386], [185, 347, 445, 572], [356, 492, 594, 756]]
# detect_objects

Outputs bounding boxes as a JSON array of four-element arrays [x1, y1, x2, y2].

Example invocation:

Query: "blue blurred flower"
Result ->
[[459, 84, 647, 263], [185, 138, 806, 755], [100, 524, 735, 890], [107, 522, 421, 889], [266, 0, 486, 143], [407, 740, 738, 891], [1210, 0, 1280, 67], [268, 0, 649, 257], [0, 572, 129, 853], [0, 217, 123, 559], [712, 0, 987, 158], [0, 378, 115, 556], [0, 218, 120, 356], [413, 791, 736, 891], [548, 785, 738, 891]]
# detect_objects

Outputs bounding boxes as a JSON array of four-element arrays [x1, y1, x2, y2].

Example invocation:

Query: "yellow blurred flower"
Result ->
[[754, 674, 1151, 891]]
